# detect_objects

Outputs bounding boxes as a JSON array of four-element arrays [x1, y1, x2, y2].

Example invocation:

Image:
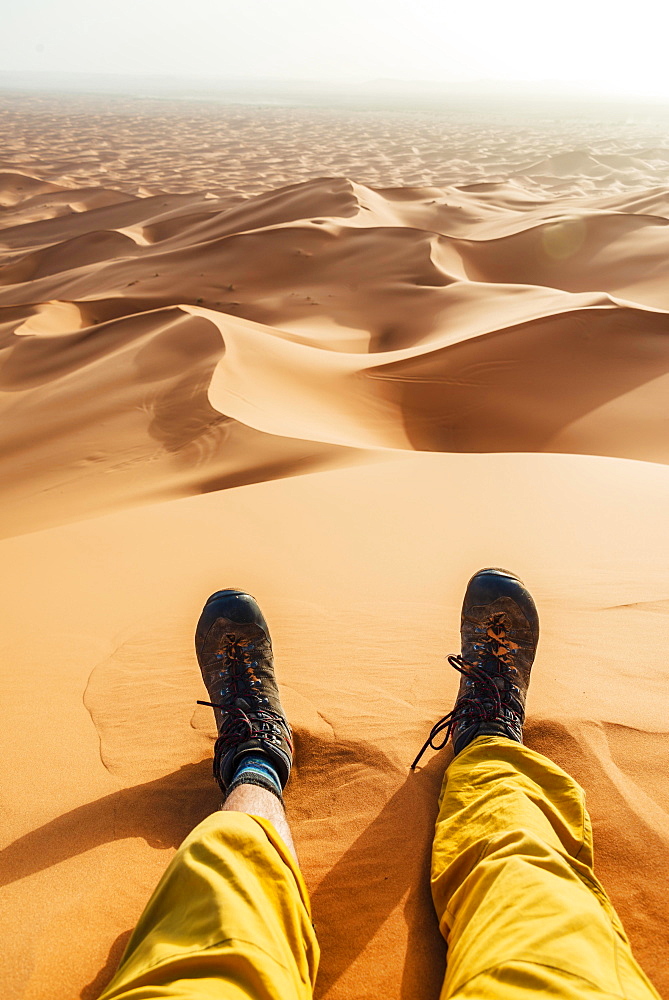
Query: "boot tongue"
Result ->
[[234, 695, 255, 713]]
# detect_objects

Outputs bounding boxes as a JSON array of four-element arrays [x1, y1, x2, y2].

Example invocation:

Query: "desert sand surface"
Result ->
[[0, 92, 668, 1000]]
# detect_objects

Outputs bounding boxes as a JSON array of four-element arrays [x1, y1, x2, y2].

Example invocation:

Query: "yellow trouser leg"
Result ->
[[431, 736, 660, 1000], [99, 811, 319, 1000]]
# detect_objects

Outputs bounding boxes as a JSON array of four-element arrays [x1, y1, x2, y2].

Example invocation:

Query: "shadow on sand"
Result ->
[[2, 733, 451, 1000]]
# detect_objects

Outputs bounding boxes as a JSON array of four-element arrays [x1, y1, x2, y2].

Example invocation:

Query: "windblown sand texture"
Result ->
[[0, 94, 668, 1000]]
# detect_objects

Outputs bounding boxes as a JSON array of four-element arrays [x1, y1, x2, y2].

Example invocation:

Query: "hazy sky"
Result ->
[[2, 0, 668, 99]]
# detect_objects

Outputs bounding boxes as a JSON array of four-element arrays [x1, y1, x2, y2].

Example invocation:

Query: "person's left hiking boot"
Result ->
[[411, 567, 539, 769], [195, 589, 293, 799]]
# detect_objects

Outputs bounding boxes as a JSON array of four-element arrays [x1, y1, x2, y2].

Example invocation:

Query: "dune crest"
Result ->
[[1, 171, 668, 536]]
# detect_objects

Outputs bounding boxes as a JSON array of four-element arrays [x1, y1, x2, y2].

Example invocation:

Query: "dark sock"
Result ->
[[226, 753, 284, 800]]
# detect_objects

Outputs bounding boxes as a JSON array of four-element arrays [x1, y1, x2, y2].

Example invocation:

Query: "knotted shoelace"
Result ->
[[198, 698, 293, 783], [410, 652, 521, 770], [198, 699, 291, 747], [199, 631, 293, 759]]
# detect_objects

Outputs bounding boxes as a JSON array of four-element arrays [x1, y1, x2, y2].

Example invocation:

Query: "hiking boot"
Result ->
[[411, 568, 539, 768], [195, 589, 293, 795]]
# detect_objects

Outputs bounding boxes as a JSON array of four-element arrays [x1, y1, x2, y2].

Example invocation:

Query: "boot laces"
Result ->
[[206, 634, 264, 700], [197, 633, 292, 758], [410, 613, 522, 770]]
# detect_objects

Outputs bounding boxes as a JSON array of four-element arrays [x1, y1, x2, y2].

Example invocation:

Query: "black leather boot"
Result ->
[[195, 590, 293, 795], [412, 568, 539, 768]]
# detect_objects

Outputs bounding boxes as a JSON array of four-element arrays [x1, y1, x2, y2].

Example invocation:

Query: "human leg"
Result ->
[[223, 782, 297, 862], [432, 736, 660, 1000], [98, 589, 318, 1000], [98, 807, 317, 1000], [415, 568, 660, 1000]]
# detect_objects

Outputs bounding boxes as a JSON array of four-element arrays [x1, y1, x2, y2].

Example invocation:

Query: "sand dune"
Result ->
[[1, 168, 668, 535], [0, 96, 668, 1000]]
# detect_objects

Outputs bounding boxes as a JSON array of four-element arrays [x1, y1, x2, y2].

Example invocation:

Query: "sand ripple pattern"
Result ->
[[1, 166, 668, 536]]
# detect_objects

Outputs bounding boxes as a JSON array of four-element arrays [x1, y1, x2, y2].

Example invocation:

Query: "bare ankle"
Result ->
[[223, 783, 297, 861]]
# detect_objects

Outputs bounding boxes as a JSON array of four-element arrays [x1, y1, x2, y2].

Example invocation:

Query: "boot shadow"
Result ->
[[0, 758, 219, 888], [292, 729, 448, 1000], [80, 930, 133, 1000], [3, 736, 450, 1000]]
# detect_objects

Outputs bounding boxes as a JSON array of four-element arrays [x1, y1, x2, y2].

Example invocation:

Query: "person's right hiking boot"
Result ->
[[412, 568, 539, 768], [195, 589, 293, 798]]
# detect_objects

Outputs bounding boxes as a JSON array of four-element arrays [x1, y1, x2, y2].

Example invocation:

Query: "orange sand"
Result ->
[[0, 94, 668, 1000]]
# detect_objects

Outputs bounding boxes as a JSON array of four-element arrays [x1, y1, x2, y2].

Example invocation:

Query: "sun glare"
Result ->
[[1, 0, 668, 100]]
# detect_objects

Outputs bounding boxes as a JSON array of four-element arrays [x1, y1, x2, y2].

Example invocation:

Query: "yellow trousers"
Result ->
[[433, 737, 659, 999], [99, 737, 660, 999]]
